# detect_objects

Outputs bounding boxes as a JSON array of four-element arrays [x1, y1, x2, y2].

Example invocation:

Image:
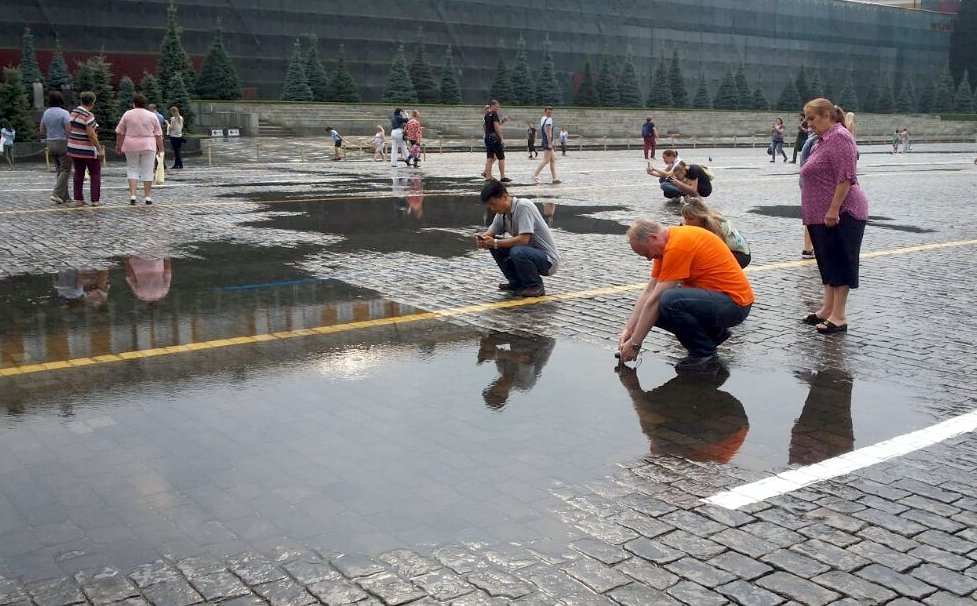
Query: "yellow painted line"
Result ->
[[3, 237, 977, 378]]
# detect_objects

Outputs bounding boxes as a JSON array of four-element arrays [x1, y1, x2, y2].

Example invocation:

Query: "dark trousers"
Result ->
[[171, 136, 184, 168], [643, 136, 656, 159], [791, 133, 806, 162], [72, 157, 101, 202], [490, 246, 551, 289], [655, 288, 751, 357]]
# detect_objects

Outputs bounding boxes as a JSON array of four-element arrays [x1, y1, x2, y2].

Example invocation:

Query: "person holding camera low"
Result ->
[[476, 178, 560, 298]]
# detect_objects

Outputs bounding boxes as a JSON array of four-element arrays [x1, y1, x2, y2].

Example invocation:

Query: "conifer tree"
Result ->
[[439, 45, 463, 104], [935, 62, 956, 113], [953, 71, 974, 113], [46, 35, 73, 92], [535, 37, 562, 105], [775, 76, 802, 111], [302, 35, 329, 102], [713, 68, 739, 110], [795, 68, 811, 104], [19, 27, 43, 85], [409, 34, 439, 104], [862, 72, 881, 113], [949, 0, 977, 88], [116, 76, 135, 115], [667, 50, 687, 108], [617, 50, 642, 107], [836, 69, 859, 111], [167, 72, 195, 129], [384, 44, 418, 104], [156, 1, 196, 102], [197, 25, 242, 100], [751, 81, 768, 110], [0, 68, 35, 141], [917, 77, 937, 114], [597, 56, 619, 106], [575, 61, 600, 106], [280, 38, 313, 101], [140, 72, 163, 107], [692, 71, 711, 109], [328, 44, 360, 102], [510, 37, 535, 106], [734, 64, 751, 110], [646, 54, 672, 107], [808, 68, 825, 100], [75, 55, 118, 134], [490, 56, 514, 104], [876, 74, 895, 113], [895, 77, 916, 113]]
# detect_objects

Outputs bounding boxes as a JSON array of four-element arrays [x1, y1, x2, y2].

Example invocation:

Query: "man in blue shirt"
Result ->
[[39, 91, 72, 203]]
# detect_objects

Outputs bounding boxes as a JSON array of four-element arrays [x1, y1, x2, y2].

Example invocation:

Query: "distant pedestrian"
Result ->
[[527, 122, 537, 158], [408, 141, 422, 167], [769, 118, 788, 162], [405, 109, 423, 148], [790, 112, 808, 163], [326, 126, 343, 160], [148, 104, 166, 131], [890, 129, 900, 153], [559, 128, 568, 155], [483, 99, 510, 182], [166, 106, 185, 169], [39, 91, 72, 203], [1, 122, 14, 167], [67, 91, 104, 206], [531, 105, 559, 184], [373, 125, 386, 161], [389, 107, 409, 166], [642, 116, 658, 160], [900, 128, 911, 153], [115, 93, 164, 205]]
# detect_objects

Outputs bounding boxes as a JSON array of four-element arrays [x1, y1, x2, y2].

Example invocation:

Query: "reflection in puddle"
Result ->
[[790, 368, 854, 464], [477, 332, 556, 410]]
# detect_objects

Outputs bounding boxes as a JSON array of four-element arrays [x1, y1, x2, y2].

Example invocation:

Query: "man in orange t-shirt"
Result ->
[[618, 219, 754, 371]]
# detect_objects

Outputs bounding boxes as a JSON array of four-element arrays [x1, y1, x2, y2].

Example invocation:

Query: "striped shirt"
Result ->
[[67, 106, 99, 159]]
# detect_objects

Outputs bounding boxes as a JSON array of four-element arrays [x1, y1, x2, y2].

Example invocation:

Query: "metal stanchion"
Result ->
[[207, 142, 213, 166], [45, 148, 50, 171], [301, 149, 306, 162], [256, 143, 261, 162]]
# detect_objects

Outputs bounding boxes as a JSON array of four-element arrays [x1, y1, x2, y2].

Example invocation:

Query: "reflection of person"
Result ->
[[800, 99, 868, 335], [476, 179, 561, 298], [789, 368, 854, 465], [618, 219, 754, 371], [115, 93, 164, 205], [531, 106, 560, 184], [642, 116, 658, 160], [680, 197, 751, 268], [53, 268, 110, 308], [125, 257, 172, 303], [407, 176, 424, 217], [617, 363, 748, 463], [543, 202, 557, 226], [477, 332, 555, 410], [67, 91, 104, 206], [39, 91, 72, 203]]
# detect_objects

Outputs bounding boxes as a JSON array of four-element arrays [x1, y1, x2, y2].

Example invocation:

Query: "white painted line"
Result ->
[[704, 409, 977, 510]]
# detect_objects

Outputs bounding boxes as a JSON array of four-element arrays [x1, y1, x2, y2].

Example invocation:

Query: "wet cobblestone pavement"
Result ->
[[1, 143, 977, 603]]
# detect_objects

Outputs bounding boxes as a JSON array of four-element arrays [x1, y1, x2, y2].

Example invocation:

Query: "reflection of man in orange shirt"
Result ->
[[617, 363, 748, 463], [618, 220, 754, 372]]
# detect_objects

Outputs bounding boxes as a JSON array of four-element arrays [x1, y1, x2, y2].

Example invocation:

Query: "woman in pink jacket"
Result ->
[[115, 94, 164, 205]]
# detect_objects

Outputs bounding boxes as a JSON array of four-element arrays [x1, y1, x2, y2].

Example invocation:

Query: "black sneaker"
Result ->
[[675, 354, 719, 372], [500, 177, 512, 183], [801, 250, 815, 259], [498, 282, 516, 291], [516, 285, 545, 297]]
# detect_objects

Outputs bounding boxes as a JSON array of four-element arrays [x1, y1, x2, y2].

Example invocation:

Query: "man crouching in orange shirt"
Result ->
[[618, 219, 754, 372]]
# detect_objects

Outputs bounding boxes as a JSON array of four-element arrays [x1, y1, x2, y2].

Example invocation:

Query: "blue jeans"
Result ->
[[491, 246, 551, 289], [660, 181, 684, 199], [655, 288, 751, 357]]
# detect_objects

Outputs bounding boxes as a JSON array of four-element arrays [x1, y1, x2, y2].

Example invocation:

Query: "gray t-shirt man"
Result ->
[[488, 197, 561, 274], [40, 107, 71, 141]]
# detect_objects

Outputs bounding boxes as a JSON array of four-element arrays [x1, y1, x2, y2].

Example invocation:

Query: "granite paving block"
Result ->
[[716, 580, 784, 606], [141, 578, 205, 606], [187, 571, 251, 602], [756, 572, 839, 606], [413, 568, 475, 601], [612, 558, 678, 591], [24, 577, 85, 606], [708, 551, 773, 581], [607, 582, 681, 606], [855, 564, 937, 600], [664, 580, 727, 606], [560, 558, 629, 594], [662, 557, 735, 589], [911, 564, 977, 596], [812, 571, 896, 604]]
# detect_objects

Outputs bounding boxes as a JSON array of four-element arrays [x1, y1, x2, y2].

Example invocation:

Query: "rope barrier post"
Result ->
[[256, 142, 261, 162], [44, 148, 50, 171]]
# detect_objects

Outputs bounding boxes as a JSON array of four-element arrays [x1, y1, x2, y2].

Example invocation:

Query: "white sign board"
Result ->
[[210, 129, 225, 137], [227, 129, 240, 137]]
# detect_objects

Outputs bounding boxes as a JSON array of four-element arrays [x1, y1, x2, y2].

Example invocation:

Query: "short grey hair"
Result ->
[[79, 91, 96, 105], [627, 218, 664, 242]]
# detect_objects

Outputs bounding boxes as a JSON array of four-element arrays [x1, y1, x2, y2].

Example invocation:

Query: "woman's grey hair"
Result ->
[[627, 218, 665, 242], [80, 91, 96, 105]]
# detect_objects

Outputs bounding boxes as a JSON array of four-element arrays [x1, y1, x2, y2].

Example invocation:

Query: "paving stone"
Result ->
[[479, 547, 537, 573], [708, 551, 773, 581], [664, 580, 727, 606], [569, 538, 629, 565], [355, 572, 426, 605], [716, 580, 784, 606], [141, 578, 205, 606], [913, 530, 977, 555], [658, 510, 726, 537], [413, 568, 475, 601], [330, 554, 386, 579], [448, 591, 512, 605], [0, 579, 28, 606], [921, 592, 977, 605], [859, 495, 911, 515], [900, 509, 967, 534], [227, 552, 287, 585], [710, 527, 779, 558], [907, 546, 972, 571], [574, 516, 639, 545], [467, 569, 534, 599], [812, 571, 896, 604], [848, 479, 911, 501], [694, 505, 756, 529], [815, 497, 866, 515], [886, 599, 925, 606], [753, 507, 813, 531], [911, 564, 977, 596], [662, 557, 735, 589], [856, 527, 921, 553], [376, 549, 442, 579], [852, 508, 928, 537], [898, 495, 962, 518], [756, 572, 839, 606], [306, 577, 369, 604], [613, 558, 678, 591], [606, 583, 681, 606], [25, 577, 85, 606], [802, 508, 866, 534], [282, 556, 341, 585], [855, 564, 937, 600], [890, 479, 961, 504], [560, 558, 629, 594], [848, 540, 921, 573], [214, 597, 265, 606], [174, 557, 226, 580], [187, 571, 251, 602], [610, 511, 673, 539], [75, 568, 139, 606], [741, 522, 806, 548], [105, 598, 151, 606], [432, 545, 482, 574], [617, 494, 677, 518], [622, 538, 683, 565], [656, 530, 725, 559], [761, 549, 831, 578], [790, 539, 870, 572], [127, 560, 181, 589]]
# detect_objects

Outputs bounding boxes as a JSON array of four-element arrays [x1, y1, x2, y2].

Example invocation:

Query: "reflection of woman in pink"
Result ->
[[407, 176, 424, 218], [125, 257, 172, 302]]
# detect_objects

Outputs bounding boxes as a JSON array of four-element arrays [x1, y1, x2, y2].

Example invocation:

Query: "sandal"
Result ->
[[816, 320, 848, 334], [801, 313, 826, 325]]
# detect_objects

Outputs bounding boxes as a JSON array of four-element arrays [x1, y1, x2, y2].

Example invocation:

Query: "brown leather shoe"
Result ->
[[498, 282, 516, 291], [517, 286, 545, 297]]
